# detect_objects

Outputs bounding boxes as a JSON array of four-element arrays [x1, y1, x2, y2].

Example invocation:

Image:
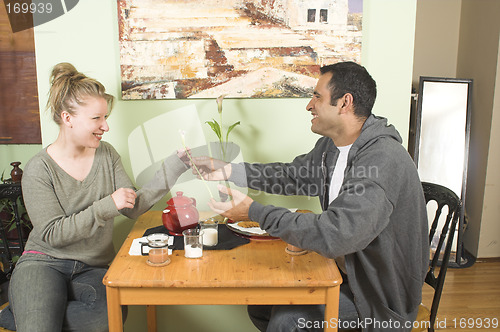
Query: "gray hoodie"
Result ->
[[230, 115, 429, 331]]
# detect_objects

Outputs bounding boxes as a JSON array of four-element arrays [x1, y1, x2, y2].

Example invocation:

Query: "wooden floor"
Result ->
[[421, 258, 500, 331]]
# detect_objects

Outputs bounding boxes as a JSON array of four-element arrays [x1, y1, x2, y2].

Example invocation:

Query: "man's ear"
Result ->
[[339, 93, 354, 113], [60, 111, 73, 128]]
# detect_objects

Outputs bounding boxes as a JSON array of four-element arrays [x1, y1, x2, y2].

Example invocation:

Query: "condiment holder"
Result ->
[[183, 228, 203, 258], [146, 248, 170, 267], [141, 233, 171, 266], [199, 218, 218, 247]]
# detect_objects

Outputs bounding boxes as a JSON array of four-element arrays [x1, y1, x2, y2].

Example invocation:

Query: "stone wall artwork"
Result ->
[[117, 0, 363, 99]]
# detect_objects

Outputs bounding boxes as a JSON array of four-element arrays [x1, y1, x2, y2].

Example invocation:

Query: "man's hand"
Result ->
[[208, 185, 253, 221], [191, 156, 232, 181]]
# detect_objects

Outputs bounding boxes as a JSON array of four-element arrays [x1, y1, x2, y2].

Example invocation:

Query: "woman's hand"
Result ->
[[111, 188, 137, 210], [177, 148, 191, 166]]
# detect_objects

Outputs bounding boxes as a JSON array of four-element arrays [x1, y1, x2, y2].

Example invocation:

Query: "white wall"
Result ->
[[412, 0, 462, 88], [477, 33, 500, 257], [457, 0, 500, 258]]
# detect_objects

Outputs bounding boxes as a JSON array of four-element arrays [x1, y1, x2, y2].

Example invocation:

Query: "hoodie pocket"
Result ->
[[373, 301, 413, 331]]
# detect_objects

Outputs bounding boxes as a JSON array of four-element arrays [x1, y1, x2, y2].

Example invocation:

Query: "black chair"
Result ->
[[413, 182, 461, 332], [0, 183, 27, 332], [0, 182, 26, 279]]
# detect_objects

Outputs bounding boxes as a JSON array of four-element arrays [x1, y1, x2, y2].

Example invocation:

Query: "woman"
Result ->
[[0, 63, 189, 331]]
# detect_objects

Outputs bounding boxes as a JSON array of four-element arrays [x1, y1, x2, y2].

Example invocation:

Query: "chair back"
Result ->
[[0, 182, 25, 278], [422, 182, 461, 330]]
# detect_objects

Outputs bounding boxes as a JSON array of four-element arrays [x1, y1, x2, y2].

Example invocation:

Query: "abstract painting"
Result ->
[[117, 0, 363, 99]]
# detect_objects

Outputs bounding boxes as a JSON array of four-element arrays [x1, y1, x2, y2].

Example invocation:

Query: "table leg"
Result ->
[[106, 286, 123, 332], [324, 286, 340, 332], [147, 305, 157, 332]]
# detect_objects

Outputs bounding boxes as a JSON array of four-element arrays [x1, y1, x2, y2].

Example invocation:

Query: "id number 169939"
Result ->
[[5, 2, 53, 14], [451, 317, 498, 329]]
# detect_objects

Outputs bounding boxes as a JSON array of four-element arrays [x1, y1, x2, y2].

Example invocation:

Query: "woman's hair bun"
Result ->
[[50, 62, 79, 85]]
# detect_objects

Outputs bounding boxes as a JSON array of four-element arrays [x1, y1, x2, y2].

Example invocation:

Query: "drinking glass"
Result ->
[[199, 218, 218, 247], [183, 228, 203, 258]]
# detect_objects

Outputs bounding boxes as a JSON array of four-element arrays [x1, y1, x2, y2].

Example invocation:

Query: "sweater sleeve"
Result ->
[[248, 178, 394, 258], [229, 145, 322, 197], [119, 152, 189, 219]]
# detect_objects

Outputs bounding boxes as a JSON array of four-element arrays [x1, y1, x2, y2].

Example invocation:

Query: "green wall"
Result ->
[[1, 0, 417, 331], [0, 145, 41, 180]]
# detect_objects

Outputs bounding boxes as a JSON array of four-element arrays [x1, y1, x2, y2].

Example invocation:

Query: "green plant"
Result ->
[[205, 95, 241, 204], [205, 94, 240, 161], [1, 166, 32, 265], [0, 196, 32, 263], [0, 196, 31, 236]]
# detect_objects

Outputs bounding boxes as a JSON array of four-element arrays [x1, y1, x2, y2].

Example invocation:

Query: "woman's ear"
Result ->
[[60, 111, 73, 128]]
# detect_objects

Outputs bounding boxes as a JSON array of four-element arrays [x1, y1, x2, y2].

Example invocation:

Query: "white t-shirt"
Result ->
[[329, 144, 352, 274], [329, 144, 352, 202]]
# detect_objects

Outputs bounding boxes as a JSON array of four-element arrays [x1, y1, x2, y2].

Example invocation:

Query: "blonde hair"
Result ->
[[47, 63, 115, 125]]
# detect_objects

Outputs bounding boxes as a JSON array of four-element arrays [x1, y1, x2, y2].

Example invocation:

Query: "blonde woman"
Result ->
[[0, 63, 189, 331]]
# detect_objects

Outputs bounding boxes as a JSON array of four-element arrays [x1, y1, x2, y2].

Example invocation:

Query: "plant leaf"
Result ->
[[206, 120, 222, 141], [0, 199, 10, 210], [226, 121, 240, 141]]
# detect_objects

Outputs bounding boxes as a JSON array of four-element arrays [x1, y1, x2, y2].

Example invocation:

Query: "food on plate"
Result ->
[[238, 221, 261, 228]]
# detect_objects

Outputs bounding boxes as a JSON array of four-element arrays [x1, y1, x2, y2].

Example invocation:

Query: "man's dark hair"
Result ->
[[320, 62, 377, 119]]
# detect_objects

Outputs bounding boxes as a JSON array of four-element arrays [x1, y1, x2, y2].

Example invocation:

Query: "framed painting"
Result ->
[[117, 0, 363, 99]]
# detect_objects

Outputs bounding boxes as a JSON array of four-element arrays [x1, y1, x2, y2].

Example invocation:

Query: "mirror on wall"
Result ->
[[411, 77, 472, 267]]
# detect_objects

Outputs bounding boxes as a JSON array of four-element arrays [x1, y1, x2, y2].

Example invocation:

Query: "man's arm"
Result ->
[[193, 140, 325, 197]]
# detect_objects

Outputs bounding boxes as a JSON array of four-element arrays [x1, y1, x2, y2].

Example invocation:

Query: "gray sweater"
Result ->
[[21, 141, 188, 266], [230, 115, 429, 331]]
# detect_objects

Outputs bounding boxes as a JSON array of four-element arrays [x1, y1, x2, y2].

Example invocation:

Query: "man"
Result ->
[[196, 62, 429, 331]]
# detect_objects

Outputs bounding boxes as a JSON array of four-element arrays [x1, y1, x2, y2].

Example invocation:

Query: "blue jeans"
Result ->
[[248, 281, 359, 332], [6, 253, 111, 332]]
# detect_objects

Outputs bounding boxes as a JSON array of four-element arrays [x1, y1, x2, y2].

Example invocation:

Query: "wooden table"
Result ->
[[103, 211, 342, 332]]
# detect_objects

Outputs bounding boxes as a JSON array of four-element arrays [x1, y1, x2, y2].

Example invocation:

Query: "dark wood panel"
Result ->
[[0, 2, 41, 144]]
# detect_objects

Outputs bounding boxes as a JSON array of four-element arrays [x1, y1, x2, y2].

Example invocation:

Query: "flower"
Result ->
[[216, 94, 226, 114], [178, 129, 186, 144], [206, 95, 240, 161]]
